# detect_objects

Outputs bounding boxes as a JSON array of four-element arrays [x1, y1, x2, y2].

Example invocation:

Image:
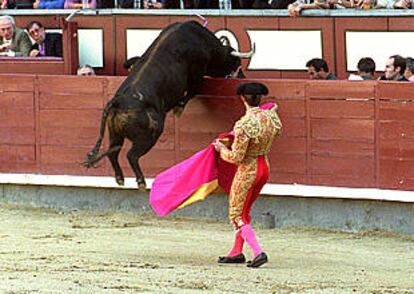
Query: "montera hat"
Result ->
[[236, 82, 269, 96]]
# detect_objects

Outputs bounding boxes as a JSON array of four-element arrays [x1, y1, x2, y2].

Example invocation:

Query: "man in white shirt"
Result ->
[[404, 57, 414, 82]]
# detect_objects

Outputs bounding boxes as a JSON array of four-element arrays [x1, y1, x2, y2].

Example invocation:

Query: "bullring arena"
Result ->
[[1, 7, 414, 293]]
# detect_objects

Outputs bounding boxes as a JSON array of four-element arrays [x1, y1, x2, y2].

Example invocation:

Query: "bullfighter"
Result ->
[[213, 82, 282, 268]]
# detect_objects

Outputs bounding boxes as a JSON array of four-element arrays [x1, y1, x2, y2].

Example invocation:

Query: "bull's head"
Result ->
[[207, 41, 255, 78]]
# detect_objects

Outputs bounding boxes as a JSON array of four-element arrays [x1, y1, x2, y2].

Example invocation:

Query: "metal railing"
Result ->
[[3, 7, 414, 16]]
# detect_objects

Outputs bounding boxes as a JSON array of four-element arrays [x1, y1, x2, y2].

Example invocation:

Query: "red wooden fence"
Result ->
[[0, 74, 413, 191]]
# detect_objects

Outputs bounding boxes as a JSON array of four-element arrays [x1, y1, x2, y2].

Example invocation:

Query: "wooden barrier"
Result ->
[[0, 74, 413, 192]]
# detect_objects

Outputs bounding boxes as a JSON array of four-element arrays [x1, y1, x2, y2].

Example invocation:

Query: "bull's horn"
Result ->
[[231, 43, 255, 58]]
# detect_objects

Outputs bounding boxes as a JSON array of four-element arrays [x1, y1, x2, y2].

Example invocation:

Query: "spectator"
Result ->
[[96, 0, 114, 7], [288, 0, 352, 17], [306, 58, 336, 80], [27, 21, 63, 58], [117, 0, 133, 7], [3, 0, 36, 8], [163, 0, 180, 7], [185, 0, 217, 8], [404, 57, 414, 82], [143, 0, 179, 8], [64, 0, 96, 9], [143, 0, 165, 8], [379, 55, 407, 81], [33, 0, 65, 8], [252, 0, 296, 8], [232, 0, 253, 7], [252, 0, 271, 7], [349, 57, 376, 80], [288, 0, 322, 16], [0, 15, 31, 57], [0, 0, 17, 8], [77, 64, 95, 76], [377, 0, 412, 8]]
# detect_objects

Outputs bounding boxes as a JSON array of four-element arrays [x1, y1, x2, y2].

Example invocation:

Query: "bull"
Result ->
[[84, 20, 254, 190]]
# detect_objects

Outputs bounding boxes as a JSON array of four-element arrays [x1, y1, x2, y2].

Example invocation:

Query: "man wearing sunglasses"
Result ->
[[27, 21, 62, 58]]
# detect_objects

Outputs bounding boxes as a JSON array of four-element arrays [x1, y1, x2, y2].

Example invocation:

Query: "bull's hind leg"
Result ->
[[108, 133, 125, 186], [126, 140, 155, 191]]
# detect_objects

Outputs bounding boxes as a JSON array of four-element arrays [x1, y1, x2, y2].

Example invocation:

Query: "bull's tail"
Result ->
[[83, 97, 117, 168]]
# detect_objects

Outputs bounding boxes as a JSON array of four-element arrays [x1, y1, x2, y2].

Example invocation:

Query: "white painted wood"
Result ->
[[346, 31, 414, 72], [247, 30, 322, 70], [1, 173, 412, 203]]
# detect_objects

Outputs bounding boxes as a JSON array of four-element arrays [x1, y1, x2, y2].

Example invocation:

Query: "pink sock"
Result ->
[[228, 232, 244, 256], [240, 224, 263, 257]]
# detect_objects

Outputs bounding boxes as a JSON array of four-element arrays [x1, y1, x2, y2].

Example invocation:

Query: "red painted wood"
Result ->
[[0, 128, 35, 145], [0, 92, 34, 109], [310, 99, 375, 119], [307, 80, 376, 99], [0, 75, 34, 92], [377, 82, 414, 101], [0, 109, 35, 127], [0, 75, 414, 191], [0, 145, 35, 163], [311, 119, 374, 142]]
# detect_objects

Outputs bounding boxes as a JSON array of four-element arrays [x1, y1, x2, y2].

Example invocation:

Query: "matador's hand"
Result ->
[[213, 140, 225, 152]]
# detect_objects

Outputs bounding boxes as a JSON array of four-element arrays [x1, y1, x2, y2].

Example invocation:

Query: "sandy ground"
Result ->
[[0, 204, 413, 293]]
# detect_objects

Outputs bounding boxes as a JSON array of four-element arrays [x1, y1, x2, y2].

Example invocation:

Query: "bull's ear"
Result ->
[[219, 36, 230, 47]]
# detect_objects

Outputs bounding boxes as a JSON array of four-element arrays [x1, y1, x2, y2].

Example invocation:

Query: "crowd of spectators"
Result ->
[[0, 0, 410, 10], [306, 56, 414, 82]]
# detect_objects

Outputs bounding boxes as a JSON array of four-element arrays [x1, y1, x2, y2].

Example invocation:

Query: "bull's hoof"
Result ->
[[138, 183, 146, 191], [116, 177, 125, 186], [87, 151, 97, 161], [82, 160, 93, 169], [137, 180, 147, 191]]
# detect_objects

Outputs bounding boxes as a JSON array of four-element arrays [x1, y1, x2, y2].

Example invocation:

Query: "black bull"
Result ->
[[84, 21, 254, 190]]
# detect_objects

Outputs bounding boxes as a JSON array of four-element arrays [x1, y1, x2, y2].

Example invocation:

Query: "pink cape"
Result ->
[[149, 140, 236, 217], [149, 102, 276, 217]]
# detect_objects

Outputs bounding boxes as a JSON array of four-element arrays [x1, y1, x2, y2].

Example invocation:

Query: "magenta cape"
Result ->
[[149, 140, 236, 217], [149, 102, 276, 217]]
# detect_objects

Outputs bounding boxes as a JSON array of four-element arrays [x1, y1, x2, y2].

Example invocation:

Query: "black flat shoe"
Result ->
[[247, 252, 268, 268], [218, 253, 246, 264]]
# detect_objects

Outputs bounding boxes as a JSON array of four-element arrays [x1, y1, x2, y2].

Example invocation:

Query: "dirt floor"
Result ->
[[0, 203, 413, 293]]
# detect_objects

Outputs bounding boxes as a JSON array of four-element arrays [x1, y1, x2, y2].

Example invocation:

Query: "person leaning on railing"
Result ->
[[64, 0, 96, 9], [33, 0, 64, 8], [184, 0, 217, 8], [1, 0, 35, 9], [0, 15, 31, 57], [376, 0, 412, 8], [143, 0, 165, 8], [287, 0, 388, 16]]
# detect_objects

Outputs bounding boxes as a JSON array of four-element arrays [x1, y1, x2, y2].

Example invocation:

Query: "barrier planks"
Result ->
[[0, 75, 413, 192]]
